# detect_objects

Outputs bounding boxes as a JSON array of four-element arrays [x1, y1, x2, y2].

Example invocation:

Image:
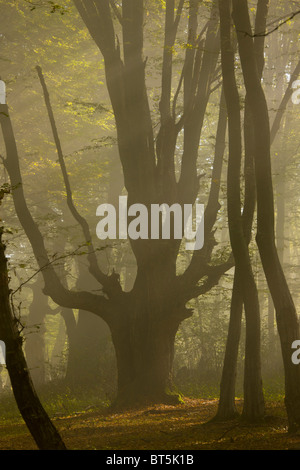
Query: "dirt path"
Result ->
[[0, 398, 299, 450]]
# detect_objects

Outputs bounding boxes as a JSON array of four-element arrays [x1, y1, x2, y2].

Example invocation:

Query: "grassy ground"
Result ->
[[0, 393, 299, 450]]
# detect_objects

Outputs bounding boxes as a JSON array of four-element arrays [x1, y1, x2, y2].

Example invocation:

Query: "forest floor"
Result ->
[[0, 397, 300, 450]]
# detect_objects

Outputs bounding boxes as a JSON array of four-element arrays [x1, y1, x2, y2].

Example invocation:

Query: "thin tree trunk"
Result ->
[[24, 274, 47, 387], [215, 92, 257, 421], [50, 315, 66, 379], [215, 273, 243, 419], [0, 223, 66, 450], [267, 294, 275, 351]]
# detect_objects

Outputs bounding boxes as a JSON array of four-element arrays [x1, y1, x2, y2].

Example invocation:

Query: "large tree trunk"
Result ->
[[112, 312, 180, 407], [232, 0, 300, 432], [111, 253, 187, 407], [0, 225, 66, 450]]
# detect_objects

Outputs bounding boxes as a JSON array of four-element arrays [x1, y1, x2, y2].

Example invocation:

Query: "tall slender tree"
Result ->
[[232, 0, 300, 432], [218, 0, 264, 422], [216, 0, 269, 421]]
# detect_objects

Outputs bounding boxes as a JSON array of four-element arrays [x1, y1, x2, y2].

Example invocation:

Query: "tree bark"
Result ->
[[111, 313, 181, 407]]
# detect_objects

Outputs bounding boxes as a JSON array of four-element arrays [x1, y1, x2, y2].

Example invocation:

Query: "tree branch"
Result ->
[[178, 0, 220, 204], [109, 0, 122, 24], [270, 59, 300, 145], [35, 65, 122, 296], [179, 86, 227, 288], [182, 256, 234, 301], [237, 9, 300, 38], [0, 104, 113, 323]]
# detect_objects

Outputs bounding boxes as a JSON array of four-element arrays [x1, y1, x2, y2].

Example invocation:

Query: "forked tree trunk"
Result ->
[[216, 0, 271, 422], [219, 0, 264, 422], [0, 227, 66, 450], [232, 0, 300, 432]]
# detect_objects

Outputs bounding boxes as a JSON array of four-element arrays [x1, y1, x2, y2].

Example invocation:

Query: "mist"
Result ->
[[0, 0, 300, 451]]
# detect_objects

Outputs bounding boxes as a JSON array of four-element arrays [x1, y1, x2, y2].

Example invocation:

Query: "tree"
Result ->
[[215, 0, 269, 421], [215, 0, 300, 425], [231, 0, 300, 432], [0, 187, 66, 450], [3, 0, 233, 407], [217, 0, 264, 422]]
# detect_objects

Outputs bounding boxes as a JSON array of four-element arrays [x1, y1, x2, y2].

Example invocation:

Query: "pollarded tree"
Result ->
[[2, 0, 233, 407]]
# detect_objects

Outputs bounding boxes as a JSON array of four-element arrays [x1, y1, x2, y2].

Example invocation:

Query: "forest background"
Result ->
[[0, 0, 300, 450]]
